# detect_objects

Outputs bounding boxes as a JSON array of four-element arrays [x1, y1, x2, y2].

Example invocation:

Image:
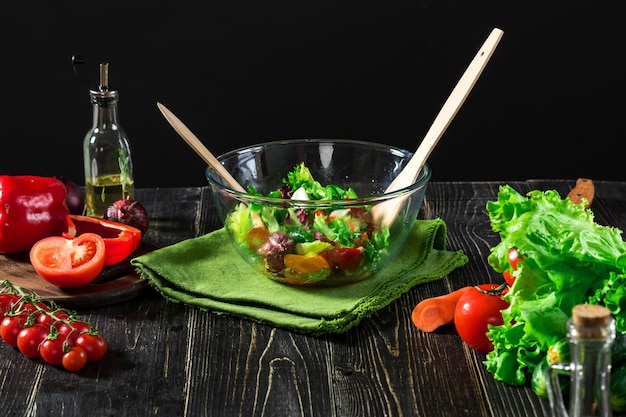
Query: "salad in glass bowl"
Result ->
[[207, 139, 431, 286]]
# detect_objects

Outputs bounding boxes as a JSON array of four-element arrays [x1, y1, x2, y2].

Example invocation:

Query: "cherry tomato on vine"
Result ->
[[454, 283, 510, 353], [20, 301, 48, 321], [1, 314, 28, 347], [62, 346, 88, 372], [0, 293, 20, 315], [58, 320, 91, 345], [37, 310, 71, 329], [29, 232, 106, 288], [40, 336, 67, 366], [17, 324, 49, 358], [75, 333, 107, 362]]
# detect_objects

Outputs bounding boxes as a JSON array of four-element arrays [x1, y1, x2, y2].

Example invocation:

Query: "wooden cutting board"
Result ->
[[0, 243, 155, 309]]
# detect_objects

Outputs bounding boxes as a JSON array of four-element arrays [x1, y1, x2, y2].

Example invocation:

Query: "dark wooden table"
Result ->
[[2, 180, 625, 417]]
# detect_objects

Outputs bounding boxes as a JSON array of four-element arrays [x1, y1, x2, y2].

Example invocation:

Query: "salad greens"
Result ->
[[226, 162, 391, 285], [484, 184, 626, 386]]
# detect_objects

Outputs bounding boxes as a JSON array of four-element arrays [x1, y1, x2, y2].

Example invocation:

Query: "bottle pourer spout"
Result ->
[[99, 63, 110, 91]]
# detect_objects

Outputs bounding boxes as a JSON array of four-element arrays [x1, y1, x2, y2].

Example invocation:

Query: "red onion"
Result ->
[[57, 176, 85, 215], [105, 199, 149, 235]]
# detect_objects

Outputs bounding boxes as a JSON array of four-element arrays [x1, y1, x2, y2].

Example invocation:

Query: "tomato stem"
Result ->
[[474, 282, 508, 296], [0, 279, 98, 341]]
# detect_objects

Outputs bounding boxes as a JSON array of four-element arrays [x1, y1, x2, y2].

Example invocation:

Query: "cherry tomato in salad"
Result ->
[[17, 323, 49, 358], [320, 247, 364, 272], [29, 232, 106, 288], [454, 283, 510, 353], [75, 333, 108, 362], [40, 336, 67, 366], [62, 346, 88, 372]]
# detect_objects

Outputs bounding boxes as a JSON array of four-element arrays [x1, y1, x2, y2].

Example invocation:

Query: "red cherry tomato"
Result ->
[[502, 248, 522, 286], [454, 283, 510, 353], [0, 293, 20, 316], [320, 247, 364, 272], [29, 233, 106, 288], [508, 248, 522, 270], [20, 301, 48, 321], [0, 314, 28, 347], [502, 269, 515, 286], [58, 320, 91, 345], [37, 310, 71, 329], [40, 337, 67, 365], [75, 333, 108, 362], [62, 346, 88, 372], [17, 324, 49, 358]]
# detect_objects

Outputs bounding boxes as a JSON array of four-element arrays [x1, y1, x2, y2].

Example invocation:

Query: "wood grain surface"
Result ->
[[1, 183, 626, 417]]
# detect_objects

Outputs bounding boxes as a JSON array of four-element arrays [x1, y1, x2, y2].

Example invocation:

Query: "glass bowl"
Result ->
[[206, 139, 431, 286]]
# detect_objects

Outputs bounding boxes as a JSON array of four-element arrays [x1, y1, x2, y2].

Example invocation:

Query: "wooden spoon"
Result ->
[[156, 102, 246, 193], [372, 28, 504, 227]]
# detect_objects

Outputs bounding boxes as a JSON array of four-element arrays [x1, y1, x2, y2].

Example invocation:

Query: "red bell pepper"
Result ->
[[0, 175, 70, 254], [64, 214, 142, 266]]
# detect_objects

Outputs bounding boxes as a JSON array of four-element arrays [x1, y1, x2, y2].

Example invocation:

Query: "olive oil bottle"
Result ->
[[83, 62, 134, 217]]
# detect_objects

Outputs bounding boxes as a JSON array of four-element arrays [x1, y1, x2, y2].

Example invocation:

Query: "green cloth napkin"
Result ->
[[131, 218, 468, 336]]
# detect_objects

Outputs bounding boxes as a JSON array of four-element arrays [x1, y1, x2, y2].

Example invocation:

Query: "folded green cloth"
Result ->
[[131, 218, 467, 336]]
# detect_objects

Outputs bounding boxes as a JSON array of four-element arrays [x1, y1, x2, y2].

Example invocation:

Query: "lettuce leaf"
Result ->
[[484, 184, 626, 386], [284, 162, 358, 200]]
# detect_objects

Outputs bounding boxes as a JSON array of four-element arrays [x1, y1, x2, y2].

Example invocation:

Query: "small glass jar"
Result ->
[[546, 304, 616, 417]]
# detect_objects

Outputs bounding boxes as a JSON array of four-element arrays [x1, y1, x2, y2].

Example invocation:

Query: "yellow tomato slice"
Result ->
[[282, 254, 331, 284]]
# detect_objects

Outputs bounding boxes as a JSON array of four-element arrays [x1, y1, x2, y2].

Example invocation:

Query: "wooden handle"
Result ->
[[373, 28, 504, 227], [567, 178, 594, 208], [384, 28, 504, 195], [157, 102, 246, 193]]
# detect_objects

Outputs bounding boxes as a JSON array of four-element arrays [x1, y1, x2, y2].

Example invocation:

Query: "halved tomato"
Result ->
[[30, 233, 106, 288], [64, 214, 142, 266]]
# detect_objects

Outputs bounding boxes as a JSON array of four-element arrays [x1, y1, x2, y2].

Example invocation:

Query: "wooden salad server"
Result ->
[[372, 27, 504, 227], [156, 102, 247, 193]]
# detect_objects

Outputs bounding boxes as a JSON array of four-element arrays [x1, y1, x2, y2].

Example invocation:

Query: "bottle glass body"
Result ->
[[83, 91, 134, 217], [547, 316, 616, 417]]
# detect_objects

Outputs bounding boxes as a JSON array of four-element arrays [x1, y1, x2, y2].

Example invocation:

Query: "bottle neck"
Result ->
[[90, 95, 120, 129]]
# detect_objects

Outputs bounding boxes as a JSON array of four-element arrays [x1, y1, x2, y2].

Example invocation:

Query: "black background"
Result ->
[[1, 1, 623, 187]]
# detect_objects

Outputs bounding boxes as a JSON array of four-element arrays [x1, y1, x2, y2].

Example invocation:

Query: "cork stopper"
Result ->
[[572, 304, 611, 328]]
